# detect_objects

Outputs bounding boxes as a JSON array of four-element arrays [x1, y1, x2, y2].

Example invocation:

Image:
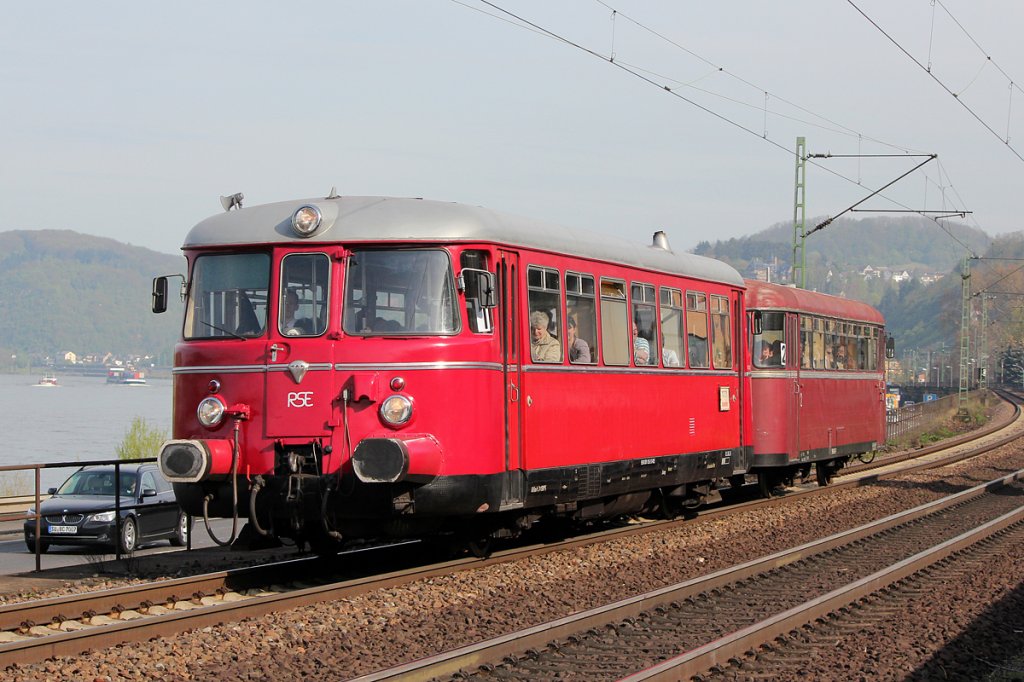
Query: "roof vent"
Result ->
[[652, 230, 671, 251]]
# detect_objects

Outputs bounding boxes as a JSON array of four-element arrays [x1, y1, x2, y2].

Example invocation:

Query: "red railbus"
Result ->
[[745, 280, 888, 494], [153, 194, 751, 551]]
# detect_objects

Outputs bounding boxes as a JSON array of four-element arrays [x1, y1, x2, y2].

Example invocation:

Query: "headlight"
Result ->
[[197, 396, 226, 427], [91, 511, 116, 523], [291, 205, 322, 237], [379, 395, 413, 426]]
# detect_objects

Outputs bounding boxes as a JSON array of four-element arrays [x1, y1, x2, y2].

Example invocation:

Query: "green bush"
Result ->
[[115, 417, 167, 461]]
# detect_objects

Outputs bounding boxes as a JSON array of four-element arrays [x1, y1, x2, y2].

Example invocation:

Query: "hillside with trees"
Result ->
[[0, 230, 184, 366], [693, 215, 996, 354]]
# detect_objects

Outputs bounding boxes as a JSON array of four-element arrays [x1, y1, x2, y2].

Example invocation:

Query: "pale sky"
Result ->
[[3, 1, 1022, 256]]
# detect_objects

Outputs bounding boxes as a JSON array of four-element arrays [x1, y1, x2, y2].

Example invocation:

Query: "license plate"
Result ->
[[48, 525, 78, 534]]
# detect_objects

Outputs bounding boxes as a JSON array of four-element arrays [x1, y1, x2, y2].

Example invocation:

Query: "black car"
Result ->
[[24, 464, 190, 553]]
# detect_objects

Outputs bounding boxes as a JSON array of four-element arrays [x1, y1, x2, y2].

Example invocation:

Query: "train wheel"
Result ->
[[467, 537, 493, 559], [816, 462, 834, 487], [757, 472, 776, 498]]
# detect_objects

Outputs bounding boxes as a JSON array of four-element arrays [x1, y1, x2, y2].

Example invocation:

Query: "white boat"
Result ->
[[36, 373, 59, 387]]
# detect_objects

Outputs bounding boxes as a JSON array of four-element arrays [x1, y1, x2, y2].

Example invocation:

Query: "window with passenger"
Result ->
[[753, 311, 785, 368], [631, 283, 657, 366], [566, 272, 597, 364], [686, 292, 709, 368], [711, 295, 732, 369], [660, 288, 684, 368], [343, 249, 458, 335], [185, 253, 270, 339], [279, 253, 330, 337], [527, 266, 562, 363]]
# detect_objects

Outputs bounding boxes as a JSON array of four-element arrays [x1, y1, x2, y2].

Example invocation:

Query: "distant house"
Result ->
[[62, 351, 77, 364], [919, 273, 945, 286]]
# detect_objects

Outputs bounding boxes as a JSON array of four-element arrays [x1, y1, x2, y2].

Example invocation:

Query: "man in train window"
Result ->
[[530, 310, 561, 363]]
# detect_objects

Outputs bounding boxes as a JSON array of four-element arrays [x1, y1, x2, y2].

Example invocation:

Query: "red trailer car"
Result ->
[[745, 279, 887, 495]]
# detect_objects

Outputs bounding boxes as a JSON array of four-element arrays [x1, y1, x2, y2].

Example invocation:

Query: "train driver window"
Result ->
[[800, 316, 813, 369], [711, 295, 733, 369], [460, 250, 493, 334], [527, 266, 562, 363], [343, 250, 459, 335], [185, 253, 270, 339], [753, 311, 785, 368], [631, 283, 657, 366], [600, 278, 628, 366], [660, 288, 684, 368], [566, 272, 597, 364], [279, 253, 329, 337], [686, 292, 710, 368]]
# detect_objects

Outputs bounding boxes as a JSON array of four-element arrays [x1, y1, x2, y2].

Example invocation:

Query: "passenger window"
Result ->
[[460, 250, 493, 334], [280, 253, 330, 337], [800, 316, 813, 369], [812, 317, 825, 369], [686, 292, 709, 368], [601, 278, 629, 366], [753, 311, 785, 368], [527, 266, 562, 363], [659, 288, 684, 368], [566, 272, 597, 364], [631, 283, 657, 366], [711, 295, 732, 369]]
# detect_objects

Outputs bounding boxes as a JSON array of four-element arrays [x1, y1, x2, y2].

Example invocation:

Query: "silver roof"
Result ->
[[183, 195, 744, 287]]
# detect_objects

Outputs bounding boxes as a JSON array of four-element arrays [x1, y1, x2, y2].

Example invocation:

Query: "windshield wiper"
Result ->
[[198, 320, 246, 340]]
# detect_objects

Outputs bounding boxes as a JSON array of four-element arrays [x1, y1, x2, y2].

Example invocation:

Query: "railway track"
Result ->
[[355, 469, 1024, 681], [0, 391, 1020, 671]]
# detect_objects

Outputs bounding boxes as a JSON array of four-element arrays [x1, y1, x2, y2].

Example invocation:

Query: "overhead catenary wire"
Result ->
[[456, 0, 978, 254], [847, 0, 1024, 164]]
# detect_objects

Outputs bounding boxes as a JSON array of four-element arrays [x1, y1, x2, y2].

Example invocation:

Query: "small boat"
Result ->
[[37, 373, 59, 387], [121, 369, 147, 386], [105, 367, 125, 384]]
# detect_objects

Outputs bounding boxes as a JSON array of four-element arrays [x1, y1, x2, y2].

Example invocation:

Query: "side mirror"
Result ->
[[752, 311, 763, 335], [47, 487, 57, 496], [478, 271, 496, 309], [141, 488, 158, 498], [885, 336, 895, 359], [152, 276, 168, 314]]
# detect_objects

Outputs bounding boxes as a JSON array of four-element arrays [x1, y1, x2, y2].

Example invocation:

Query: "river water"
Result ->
[[0, 373, 172, 492]]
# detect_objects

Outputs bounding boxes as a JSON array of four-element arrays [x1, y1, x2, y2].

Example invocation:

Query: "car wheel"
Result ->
[[170, 511, 191, 547], [25, 535, 49, 554], [119, 516, 138, 553]]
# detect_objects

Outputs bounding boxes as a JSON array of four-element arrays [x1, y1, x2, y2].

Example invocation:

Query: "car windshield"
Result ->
[[57, 471, 136, 496]]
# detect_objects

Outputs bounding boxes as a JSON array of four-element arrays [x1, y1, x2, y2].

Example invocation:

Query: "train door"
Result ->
[[499, 250, 524, 505], [787, 312, 801, 459], [264, 252, 335, 440]]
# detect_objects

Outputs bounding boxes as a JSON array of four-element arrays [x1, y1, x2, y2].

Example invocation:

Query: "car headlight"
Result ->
[[91, 511, 116, 523], [379, 395, 413, 426], [197, 396, 226, 427]]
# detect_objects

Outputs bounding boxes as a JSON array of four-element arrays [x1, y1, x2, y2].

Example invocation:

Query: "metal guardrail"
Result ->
[[0, 457, 191, 572], [885, 393, 962, 442]]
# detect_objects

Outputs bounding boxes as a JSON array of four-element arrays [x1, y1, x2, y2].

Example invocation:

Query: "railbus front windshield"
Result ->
[[343, 249, 459, 335], [185, 253, 270, 339]]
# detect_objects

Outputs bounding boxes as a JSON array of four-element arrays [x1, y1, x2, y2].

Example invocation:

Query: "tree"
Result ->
[[115, 417, 167, 461]]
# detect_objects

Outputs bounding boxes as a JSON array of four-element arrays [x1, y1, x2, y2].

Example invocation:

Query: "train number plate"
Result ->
[[48, 525, 77, 534]]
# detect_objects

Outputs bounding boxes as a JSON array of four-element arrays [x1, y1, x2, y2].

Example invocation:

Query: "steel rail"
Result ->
[[350, 468, 1024, 681]]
